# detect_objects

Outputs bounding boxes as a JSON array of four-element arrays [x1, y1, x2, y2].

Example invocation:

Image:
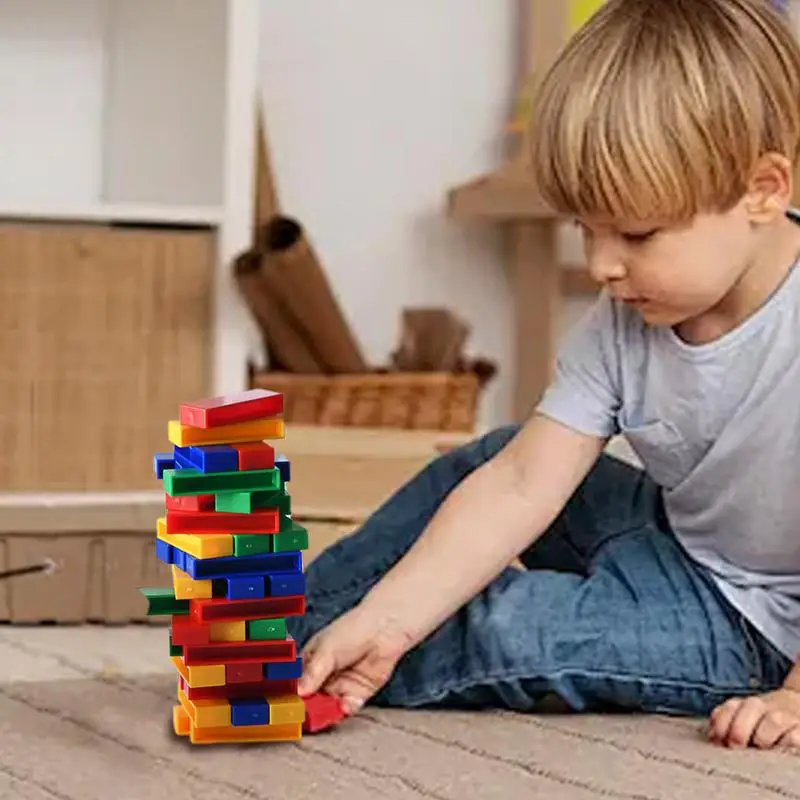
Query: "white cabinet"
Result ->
[[0, 0, 261, 394]]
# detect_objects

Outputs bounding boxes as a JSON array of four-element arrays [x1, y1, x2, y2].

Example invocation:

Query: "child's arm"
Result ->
[[360, 412, 605, 648]]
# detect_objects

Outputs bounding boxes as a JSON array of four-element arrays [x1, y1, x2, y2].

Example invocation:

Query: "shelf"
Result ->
[[0, 202, 223, 227], [446, 164, 559, 221]]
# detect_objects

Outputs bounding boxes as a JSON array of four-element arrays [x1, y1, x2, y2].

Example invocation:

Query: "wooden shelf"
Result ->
[[447, 165, 558, 221], [0, 202, 223, 227]]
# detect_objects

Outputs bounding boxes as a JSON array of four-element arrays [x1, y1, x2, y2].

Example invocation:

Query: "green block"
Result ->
[[232, 533, 274, 557], [215, 488, 285, 514], [279, 488, 292, 516], [139, 587, 189, 616], [247, 618, 287, 640], [169, 635, 183, 657], [163, 466, 280, 497], [279, 513, 293, 532], [272, 521, 309, 553]]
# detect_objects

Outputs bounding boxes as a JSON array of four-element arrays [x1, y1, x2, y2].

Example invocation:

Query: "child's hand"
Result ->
[[709, 689, 800, 750], [297, 606, 414, 715]]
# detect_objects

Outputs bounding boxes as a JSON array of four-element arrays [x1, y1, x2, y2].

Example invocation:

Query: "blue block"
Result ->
[[275, 455, 290, 483], [264, 657, 303, 681], [180, 550, 303, 580], [267, 571, 305, 597], [155, 538, 174, 564], [173, 448, 195, 470], [174, 445, 239, 474], [174, 548, 188, 573], [229, 697, 269, 726], [226, 575, 266, 600], [154, 453, 176, 479]]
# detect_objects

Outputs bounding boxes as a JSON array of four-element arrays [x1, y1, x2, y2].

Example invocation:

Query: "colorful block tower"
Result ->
[[140, 388, 311, 745]]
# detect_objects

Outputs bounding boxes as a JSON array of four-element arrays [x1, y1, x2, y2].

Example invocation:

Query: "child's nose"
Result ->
[[588, 255, 627, 285]]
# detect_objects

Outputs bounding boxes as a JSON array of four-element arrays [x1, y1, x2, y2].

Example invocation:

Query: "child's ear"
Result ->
[[744, 153, 793, 223]]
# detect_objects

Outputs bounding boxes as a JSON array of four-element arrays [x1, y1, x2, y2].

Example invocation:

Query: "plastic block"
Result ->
[[226, 662, 267, 683], [233, 442, 275, 470], [275, 454, 291, 483], [179, 389, 284, 429], [230, 697, 269, 727], [180, 550, 301, 581], [154, 453, 176, 479], [178, 690, 231, 728], [246, 618, 287, 641], [272, 521, 309, 553], [171, 615, 210, 646], [165, 507, 279, 535], [190, 594, 306, 624], [165, 493, 215, 512], [264, 657, 303, 681], [155, 538, 174, 564], [171, 564, 213, 600], [226, 575, 265, 600], [232, 534, 273, 557], [208, 621, 246, 642], [175, 444, 240, 474], [172, 448, 195, 471], [214, 488, 284, 514], [184, 678, 297, 701], [163, 466, 280, 497], [267, 571, 305, 597], [303, 692, 347, 734], [182, 637, 296, 667], [168, 416, 285, 447], [173, 704, 192, 736], [156, 519, 233, 559], [140, 587, 189, 616], [171, 656, 226, 688], [169, 635, 183, 658], [268, 694, 305, 725]]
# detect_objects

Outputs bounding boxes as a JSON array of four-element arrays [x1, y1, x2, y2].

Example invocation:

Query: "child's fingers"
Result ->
[[708, 698, 740, 743], [298, 639, 336, 697], [725, 699, 766, 748]]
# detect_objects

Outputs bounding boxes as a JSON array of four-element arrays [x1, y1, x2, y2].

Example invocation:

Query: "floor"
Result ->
[[0, 625, 797, 800]]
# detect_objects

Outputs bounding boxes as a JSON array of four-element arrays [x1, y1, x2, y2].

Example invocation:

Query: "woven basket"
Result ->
[[249, 369, 483, 432]]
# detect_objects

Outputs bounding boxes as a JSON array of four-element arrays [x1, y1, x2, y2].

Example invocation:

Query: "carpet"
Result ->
[[1, 664, 798, 799]]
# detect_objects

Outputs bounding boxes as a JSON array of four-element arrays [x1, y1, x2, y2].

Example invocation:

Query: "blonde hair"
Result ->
[[529, 0, 800, 223]]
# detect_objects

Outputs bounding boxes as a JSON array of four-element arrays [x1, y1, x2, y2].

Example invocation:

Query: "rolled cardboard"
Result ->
[[257, 217, 367, 373]]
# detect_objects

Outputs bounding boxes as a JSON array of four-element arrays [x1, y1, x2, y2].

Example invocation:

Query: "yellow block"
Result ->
[[173, 704, 192, 736], [177, 687, 231, 728], [268, 694, 306, 725], [168, 416, 285, 447], [568, 0, 605, 32], [157, 518, 233, 559], [208, 621, 246, 642], [171, 655, 226, 688], [171, 564, 213, 600]]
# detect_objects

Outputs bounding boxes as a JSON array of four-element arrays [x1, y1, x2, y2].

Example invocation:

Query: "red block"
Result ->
[[303, 692, 348, 734], [225, 662, 265, 683], [179, 389, 284, 429], [165, 508, 279, 534], [233, 442, 275, 471], [183, 678, 298, 701], [171, 616, 210, 646], [182, 638, 296, 667], [190, 595, 305, 624], [165, 493, 214, 512]]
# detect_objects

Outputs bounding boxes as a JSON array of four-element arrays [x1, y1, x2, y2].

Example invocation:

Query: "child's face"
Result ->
[[578, 201, 760, 327]]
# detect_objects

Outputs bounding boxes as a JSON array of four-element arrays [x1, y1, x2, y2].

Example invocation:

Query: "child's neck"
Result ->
[[677, 214, 800, 345]]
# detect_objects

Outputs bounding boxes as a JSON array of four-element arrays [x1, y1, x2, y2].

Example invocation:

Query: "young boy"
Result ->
[[287, 0, 800, 750]]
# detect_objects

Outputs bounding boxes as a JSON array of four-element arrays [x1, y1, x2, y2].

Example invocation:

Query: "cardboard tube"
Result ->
[[257, 217, 368, 373], [233, 250, 325, 373]]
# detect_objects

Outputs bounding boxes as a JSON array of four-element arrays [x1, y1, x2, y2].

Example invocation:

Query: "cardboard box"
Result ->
[[0, 426, 474, 624]]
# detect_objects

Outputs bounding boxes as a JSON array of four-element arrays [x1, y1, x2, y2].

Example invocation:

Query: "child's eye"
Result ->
[[621, 229, 659, 244]]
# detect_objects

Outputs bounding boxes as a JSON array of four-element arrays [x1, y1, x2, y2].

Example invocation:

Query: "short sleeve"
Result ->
[[535, 291, 622, 438]]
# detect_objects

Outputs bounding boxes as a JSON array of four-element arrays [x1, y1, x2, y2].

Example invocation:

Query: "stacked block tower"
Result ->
[[140, 388, 312, 745]]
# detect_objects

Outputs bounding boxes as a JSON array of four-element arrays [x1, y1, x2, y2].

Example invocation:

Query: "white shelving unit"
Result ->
[[0, 0, 261, 395]]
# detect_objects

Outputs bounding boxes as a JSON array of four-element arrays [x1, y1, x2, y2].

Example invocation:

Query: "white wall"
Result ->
[[260, 0, 530, 426]]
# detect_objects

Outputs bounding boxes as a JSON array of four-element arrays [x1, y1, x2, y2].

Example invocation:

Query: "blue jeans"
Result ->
[[288, 425, 792, 715]]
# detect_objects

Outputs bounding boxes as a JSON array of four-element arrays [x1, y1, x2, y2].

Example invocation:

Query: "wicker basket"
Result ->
[[249, 369, 483, 432]]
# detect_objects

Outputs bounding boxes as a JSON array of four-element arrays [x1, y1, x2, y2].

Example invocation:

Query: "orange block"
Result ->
[[167, 416, 284, 447]]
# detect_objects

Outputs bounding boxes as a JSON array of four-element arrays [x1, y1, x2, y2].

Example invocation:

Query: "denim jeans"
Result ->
[[287, 425, 792, 716]]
